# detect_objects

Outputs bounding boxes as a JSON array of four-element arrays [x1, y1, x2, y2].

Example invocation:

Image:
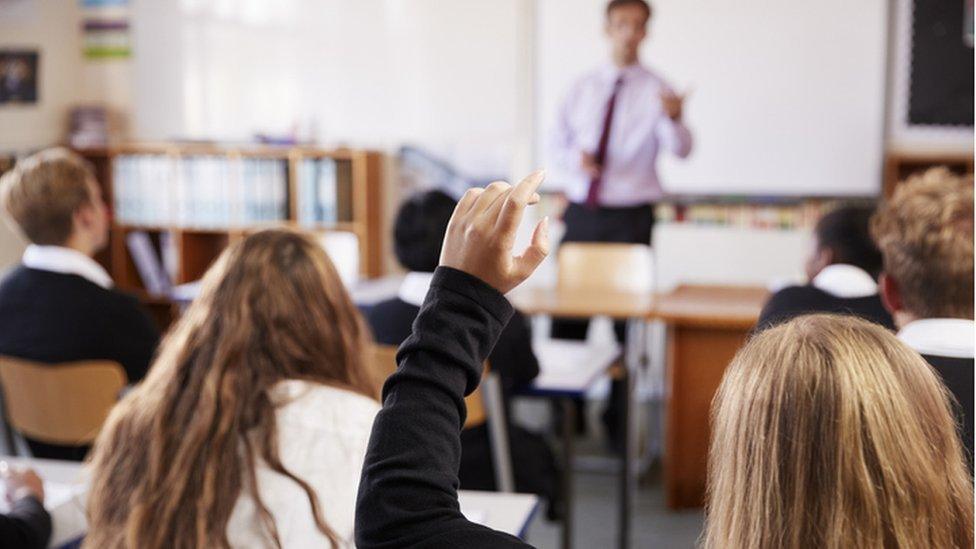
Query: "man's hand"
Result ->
[[580, 151, 601, 179], [660, 89, 686, 121], [0, 463, 44, 504], [439, 170, 550, 295]]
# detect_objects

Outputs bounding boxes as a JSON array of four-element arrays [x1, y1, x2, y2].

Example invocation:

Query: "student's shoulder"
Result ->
[[271, 380, 380, 432]]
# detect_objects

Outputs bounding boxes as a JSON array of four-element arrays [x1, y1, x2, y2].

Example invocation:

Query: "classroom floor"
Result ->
[[524, 452, 704, 548]]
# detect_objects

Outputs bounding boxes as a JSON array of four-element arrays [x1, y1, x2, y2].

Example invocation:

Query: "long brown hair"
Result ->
[[85, 229, 378, 549], [705, 314, 973, 549]]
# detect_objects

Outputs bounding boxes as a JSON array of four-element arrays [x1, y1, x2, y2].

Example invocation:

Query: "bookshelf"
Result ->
[[76, 144, 385, 329], [883, 149, 975, 197]]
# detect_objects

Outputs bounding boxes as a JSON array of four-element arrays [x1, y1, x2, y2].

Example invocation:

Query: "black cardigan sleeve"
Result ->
[[488, 310, 540, 392], [0, 496, 52, 549], [355, 267, 533, 548]]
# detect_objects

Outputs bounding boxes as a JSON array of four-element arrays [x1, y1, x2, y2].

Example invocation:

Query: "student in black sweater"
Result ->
[[0, 464, 51, 549], [871, 168, 975, 467], [357, 171, 549, 547], [757, 204, 894, 330], [0, 148, 159, 460], [365, 189, 561, 519]]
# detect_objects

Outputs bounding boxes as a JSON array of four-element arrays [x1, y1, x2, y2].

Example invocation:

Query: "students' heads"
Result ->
[[0, 147, 109, 254], [872, 167, 974, 325], [705, 314, 973, 549], [804, 204, 882, 280], [85, 229, 374, 548], [393, 189, 457, 272], [605, 0, 651, 65]]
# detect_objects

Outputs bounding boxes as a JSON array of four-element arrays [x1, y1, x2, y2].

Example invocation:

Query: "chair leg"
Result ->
[[483, 373, 515, 493]]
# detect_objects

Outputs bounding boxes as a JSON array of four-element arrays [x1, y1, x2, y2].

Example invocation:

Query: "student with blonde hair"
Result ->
[[705, 314, 973, 549], [85, 229, 379, 548], [872, 167, 974, 463]]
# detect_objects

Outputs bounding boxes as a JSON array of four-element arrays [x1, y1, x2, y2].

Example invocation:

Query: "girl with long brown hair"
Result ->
[[85, 229, 379, 548], [705, 314, 973, 549]]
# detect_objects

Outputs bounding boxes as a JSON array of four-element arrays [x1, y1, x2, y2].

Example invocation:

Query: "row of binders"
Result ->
[[297, 157, 351, 226], [113, 155, 294, 228]]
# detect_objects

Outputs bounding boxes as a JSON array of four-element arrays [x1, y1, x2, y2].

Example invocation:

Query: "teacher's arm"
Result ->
[[657, 88, 693, 158], [356, 173, 549, 549]]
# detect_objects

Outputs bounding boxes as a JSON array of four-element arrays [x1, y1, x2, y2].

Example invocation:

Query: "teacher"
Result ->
[[549, 0, 693, 445]]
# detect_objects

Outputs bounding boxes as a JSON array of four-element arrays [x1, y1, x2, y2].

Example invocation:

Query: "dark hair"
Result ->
[[815, 204, 883, 278], [394, 190, 458, 272], [606, 0, 651, 21]]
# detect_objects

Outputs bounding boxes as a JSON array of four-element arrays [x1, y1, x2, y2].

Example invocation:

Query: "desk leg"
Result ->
[[560, 398, 575, 549], [618, 318, 643, 549], [664, 324, 749, 509]]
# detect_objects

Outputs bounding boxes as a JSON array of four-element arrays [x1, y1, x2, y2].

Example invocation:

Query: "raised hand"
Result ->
[[439, 170, 550, 295], [580, 151, 602, 179], [660, 89, 686, 121]]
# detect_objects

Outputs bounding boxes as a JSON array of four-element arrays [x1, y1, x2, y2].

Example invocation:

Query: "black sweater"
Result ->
[[0, 496, 51, 549], [0, 266, 160, 460], [922, 353, 974, 468], [757, 285, 895, 331], [356, 267, 532, 548], [0, 266, 159, 383]]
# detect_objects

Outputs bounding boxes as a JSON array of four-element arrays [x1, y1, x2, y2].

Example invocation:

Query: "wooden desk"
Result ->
[[649, 285, 768, 509]]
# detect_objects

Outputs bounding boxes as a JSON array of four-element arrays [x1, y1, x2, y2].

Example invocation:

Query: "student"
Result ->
[[85, 230, 379, 548], [871, 167, 975, 465], [705, 314, 973, 548], [357, 172, 552, 547], [364, 189, 561, 518], [0, 148, 159, 461], [0, 464, 51, 549], [757, 204, 894, 330]]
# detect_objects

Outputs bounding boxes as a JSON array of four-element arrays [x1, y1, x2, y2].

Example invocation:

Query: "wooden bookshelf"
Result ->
[[76, 144, 385, 329], [883, 149, 974, 197]]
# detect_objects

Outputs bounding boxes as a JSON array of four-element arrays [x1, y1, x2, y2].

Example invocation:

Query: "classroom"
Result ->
[[0, 0, 972, 547]]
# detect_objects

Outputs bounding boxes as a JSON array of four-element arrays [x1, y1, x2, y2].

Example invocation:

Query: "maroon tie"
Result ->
[[586, 75, 624, 208]]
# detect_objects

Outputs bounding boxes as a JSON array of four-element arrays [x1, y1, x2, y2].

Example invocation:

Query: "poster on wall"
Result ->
[[0, 50, 38, 105], [80, 0, 131, 59]]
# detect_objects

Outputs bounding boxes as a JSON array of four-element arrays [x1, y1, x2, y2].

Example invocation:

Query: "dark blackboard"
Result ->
[[908, 0, 974, 126]]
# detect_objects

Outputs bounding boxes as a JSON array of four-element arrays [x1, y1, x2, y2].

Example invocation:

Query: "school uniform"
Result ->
[[757, 264, 895, 330], [227, 380, 380, 548], [0, 245, 160, 460], [364, 273, 562, 518], [0, 496, 51, 549], [898, 318, 975, 467], [357, 267, 534, 547]]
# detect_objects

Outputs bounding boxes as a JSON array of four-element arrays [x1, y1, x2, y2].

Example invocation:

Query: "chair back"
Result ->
[[0, 356, 127, 446], [370, 345, 486, 428], [557, 242, 654, 293]]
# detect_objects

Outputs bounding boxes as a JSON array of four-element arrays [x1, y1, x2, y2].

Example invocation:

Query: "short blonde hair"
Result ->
[[0, 147, 96, 245], [871, 167, 974, 319], [705, 314, 973, 549]]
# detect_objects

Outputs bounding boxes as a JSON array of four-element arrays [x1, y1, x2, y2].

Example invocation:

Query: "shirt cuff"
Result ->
[[430, 267, 514, 326]]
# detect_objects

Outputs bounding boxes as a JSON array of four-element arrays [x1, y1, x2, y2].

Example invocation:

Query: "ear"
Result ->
[[73, 202, 96, 232], [879, 273, 903, 315]]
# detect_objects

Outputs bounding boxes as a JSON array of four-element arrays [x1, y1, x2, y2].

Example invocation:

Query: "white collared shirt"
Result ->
[[22, 245, 113, 289], [398, 272, 435, 307], [898, 318, 976, 360], [811, 264, 878, 299]]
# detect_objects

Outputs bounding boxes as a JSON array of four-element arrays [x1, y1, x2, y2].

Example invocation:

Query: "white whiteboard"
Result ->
[[537, 0, 888, 197]]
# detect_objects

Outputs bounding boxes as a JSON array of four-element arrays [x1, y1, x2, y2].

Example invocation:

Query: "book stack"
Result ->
[[113, 154, 289, 228], [297, 157, 350, 226]]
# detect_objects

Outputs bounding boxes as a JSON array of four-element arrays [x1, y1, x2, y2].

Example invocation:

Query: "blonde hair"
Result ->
[[0, 147, 96, 245], [871, 167, 974, 319], [705, 314, 973, 549], [85, 229, 378, 549]]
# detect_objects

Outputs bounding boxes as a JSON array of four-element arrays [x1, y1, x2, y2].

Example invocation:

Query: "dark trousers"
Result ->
[[552, 202, 655, 447]]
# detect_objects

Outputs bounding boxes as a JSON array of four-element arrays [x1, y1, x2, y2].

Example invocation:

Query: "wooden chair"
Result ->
[[0, 356, 127, 450], [370, 345, 513, 491], [557, 242, 654, 294]]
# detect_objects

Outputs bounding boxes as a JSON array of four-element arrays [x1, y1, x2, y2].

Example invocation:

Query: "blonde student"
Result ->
[[85, 229, 379, 548], [705, 314, 973, 549]]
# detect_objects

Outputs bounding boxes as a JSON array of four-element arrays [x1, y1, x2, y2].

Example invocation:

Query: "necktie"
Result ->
[[585, 75, 624, 208]]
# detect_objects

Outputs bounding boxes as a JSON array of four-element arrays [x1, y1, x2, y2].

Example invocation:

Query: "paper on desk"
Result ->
[[531, 339, 620, 392], [461, 507, 488, 525]]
